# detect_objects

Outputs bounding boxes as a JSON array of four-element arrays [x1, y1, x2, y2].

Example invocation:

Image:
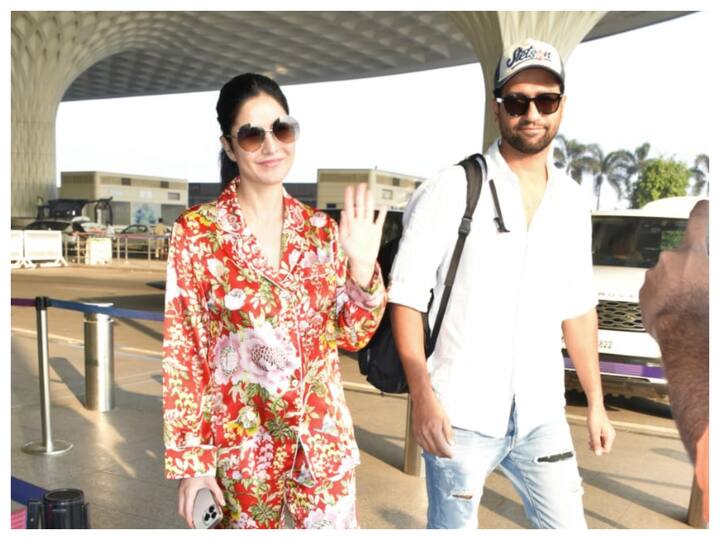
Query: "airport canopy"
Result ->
[[11, 11, 691, 218], [62, 11, 688, 101]]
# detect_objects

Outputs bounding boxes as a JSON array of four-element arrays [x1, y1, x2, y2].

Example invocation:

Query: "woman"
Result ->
[[162, 73, 387, 529]]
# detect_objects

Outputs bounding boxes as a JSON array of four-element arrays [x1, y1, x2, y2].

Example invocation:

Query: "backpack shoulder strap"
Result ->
[[458, 153, 485, 226], [426, 154, 485, 352]]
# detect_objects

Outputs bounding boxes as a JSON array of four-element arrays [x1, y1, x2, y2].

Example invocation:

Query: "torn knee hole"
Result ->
[[450, 491, 474, 500], [534, 451, 574, 464]]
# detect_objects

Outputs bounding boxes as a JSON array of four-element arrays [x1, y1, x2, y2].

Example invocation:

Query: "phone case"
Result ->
[[192, 488, 223, 529]]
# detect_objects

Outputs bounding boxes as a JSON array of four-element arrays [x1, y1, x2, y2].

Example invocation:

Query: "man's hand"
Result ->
[[639, 199, 709, 464], [562, 309, 615, 456], [392, 304, 454, 458], [586, 403, 615, 456], [411, 388, 454, 458], [639, 200, 709, 341]]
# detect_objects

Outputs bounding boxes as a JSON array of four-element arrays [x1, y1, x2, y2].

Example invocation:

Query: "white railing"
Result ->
[[12, 230, 170, 267]]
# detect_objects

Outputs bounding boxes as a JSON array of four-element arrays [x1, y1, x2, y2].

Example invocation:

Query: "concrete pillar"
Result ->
[[10, 12, 179, 218], [450, 11, 606, 149]]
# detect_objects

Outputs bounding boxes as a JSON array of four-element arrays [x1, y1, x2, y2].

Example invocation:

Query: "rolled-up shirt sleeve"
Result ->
[[562, 204, 598, 321], [388, 167, 465, 312]]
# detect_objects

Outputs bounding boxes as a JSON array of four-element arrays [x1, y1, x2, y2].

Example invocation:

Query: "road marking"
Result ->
[[11, 328, 161, 360], [11, 327, 83, 345], [565, 413, 679, 437], [120, 347, 162, 358], [342, 381, 406, 399]]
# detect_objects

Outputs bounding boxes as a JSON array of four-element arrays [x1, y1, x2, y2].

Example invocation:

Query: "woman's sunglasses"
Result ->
[[495, 93, 563, 117], [229, 116, 300, 152]]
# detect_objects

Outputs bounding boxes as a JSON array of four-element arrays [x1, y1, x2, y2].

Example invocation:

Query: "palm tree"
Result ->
[[583, 144, 635, 210], [690, 154, 709, 196], [631, 143, 651, 174], [621, 142, 652, 199], [553, 134, 590, 185]]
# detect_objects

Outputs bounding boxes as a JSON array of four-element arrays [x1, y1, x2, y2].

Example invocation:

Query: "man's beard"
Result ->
[[500, 121, 558, 155]]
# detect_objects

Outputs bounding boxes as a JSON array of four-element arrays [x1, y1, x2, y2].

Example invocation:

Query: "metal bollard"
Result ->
[[403, 398, 424, 477], [83, 305, 115, 412], [22, 297, 73, 456]]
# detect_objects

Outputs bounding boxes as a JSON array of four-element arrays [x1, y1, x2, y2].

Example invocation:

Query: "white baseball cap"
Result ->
[[493, 38, 565, 97]]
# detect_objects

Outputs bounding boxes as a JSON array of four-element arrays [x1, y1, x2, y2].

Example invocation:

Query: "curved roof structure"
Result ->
[[63, 11, 690, 102], [11, 10, 693, 219]]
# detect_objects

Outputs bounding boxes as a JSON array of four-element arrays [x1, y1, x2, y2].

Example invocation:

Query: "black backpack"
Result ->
[[357, 153, 508, 393]]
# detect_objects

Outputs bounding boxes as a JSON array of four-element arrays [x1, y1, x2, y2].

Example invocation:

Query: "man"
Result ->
[[154, 217, 167, 259], [388, 38, 615, 529], [639, 200, 709, 524]]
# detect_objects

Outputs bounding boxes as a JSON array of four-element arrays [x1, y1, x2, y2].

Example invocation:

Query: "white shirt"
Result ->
[[388, 139, 597, 438]]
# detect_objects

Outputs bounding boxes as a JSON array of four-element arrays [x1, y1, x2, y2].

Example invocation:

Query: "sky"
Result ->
[[54, 11, 711, 211]]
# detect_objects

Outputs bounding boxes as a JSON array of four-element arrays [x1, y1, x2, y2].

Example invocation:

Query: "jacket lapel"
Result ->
[[215, 179, 313, 289], [277, 192, 312, 284]]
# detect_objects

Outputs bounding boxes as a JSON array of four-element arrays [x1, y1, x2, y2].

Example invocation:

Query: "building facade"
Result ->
[[59, 171, 187, 226], [189, 182, 317, 209], [316, 169, 422, 210]]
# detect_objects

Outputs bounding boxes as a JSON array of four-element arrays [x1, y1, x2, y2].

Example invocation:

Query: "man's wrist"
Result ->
[[585, 393, 606, 410], [408, 374, 434, 402]]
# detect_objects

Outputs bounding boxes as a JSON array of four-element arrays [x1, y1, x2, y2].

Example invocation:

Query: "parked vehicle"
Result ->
[[24, 219, 73, 233], [110, 224, 130, 235], [117, 224, 151, 249], [563, 196, 708, 401], [117, 223, 170, 254], [24, 219, 77, 245], [119, 223, 151, 235], [77, 221, 110, 236]]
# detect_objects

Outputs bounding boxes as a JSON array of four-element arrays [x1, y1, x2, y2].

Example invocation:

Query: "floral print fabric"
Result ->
[[162, 179, 385, 526], [216, 441, 358, 529]]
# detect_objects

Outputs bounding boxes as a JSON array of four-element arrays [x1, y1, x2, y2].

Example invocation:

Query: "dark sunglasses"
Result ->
[[228, 116, 300, 152], [495, 93, 563, 117]]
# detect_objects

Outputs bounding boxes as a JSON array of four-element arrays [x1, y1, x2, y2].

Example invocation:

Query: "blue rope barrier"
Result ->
[[12, 296, 164, 321], [11, 298, 36, 308], [47, 299, 164, 322], [11, 476, 46, 505]]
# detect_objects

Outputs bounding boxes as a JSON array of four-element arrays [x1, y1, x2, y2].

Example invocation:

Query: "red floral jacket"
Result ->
[[162, 180, 386, 483]]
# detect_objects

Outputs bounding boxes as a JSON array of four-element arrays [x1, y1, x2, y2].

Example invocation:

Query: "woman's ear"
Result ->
[[219, 135, 237, 162]]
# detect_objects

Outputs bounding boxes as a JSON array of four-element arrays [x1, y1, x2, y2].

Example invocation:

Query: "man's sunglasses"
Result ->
[[228, 116, 300, 152], [495, 93, 563, 117]]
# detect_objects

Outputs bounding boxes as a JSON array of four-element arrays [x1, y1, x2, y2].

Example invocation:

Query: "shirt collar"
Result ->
[[485, 137, 562, 187], [215, 177, 306, 237], [215, 177, 312, 284]]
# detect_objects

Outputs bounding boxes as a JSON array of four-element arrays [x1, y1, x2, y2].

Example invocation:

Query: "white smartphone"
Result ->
[[192, 488, 223, 529]]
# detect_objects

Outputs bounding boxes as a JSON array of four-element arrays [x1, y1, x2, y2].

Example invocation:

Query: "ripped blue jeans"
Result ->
[[423, 402, 586, 529]]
